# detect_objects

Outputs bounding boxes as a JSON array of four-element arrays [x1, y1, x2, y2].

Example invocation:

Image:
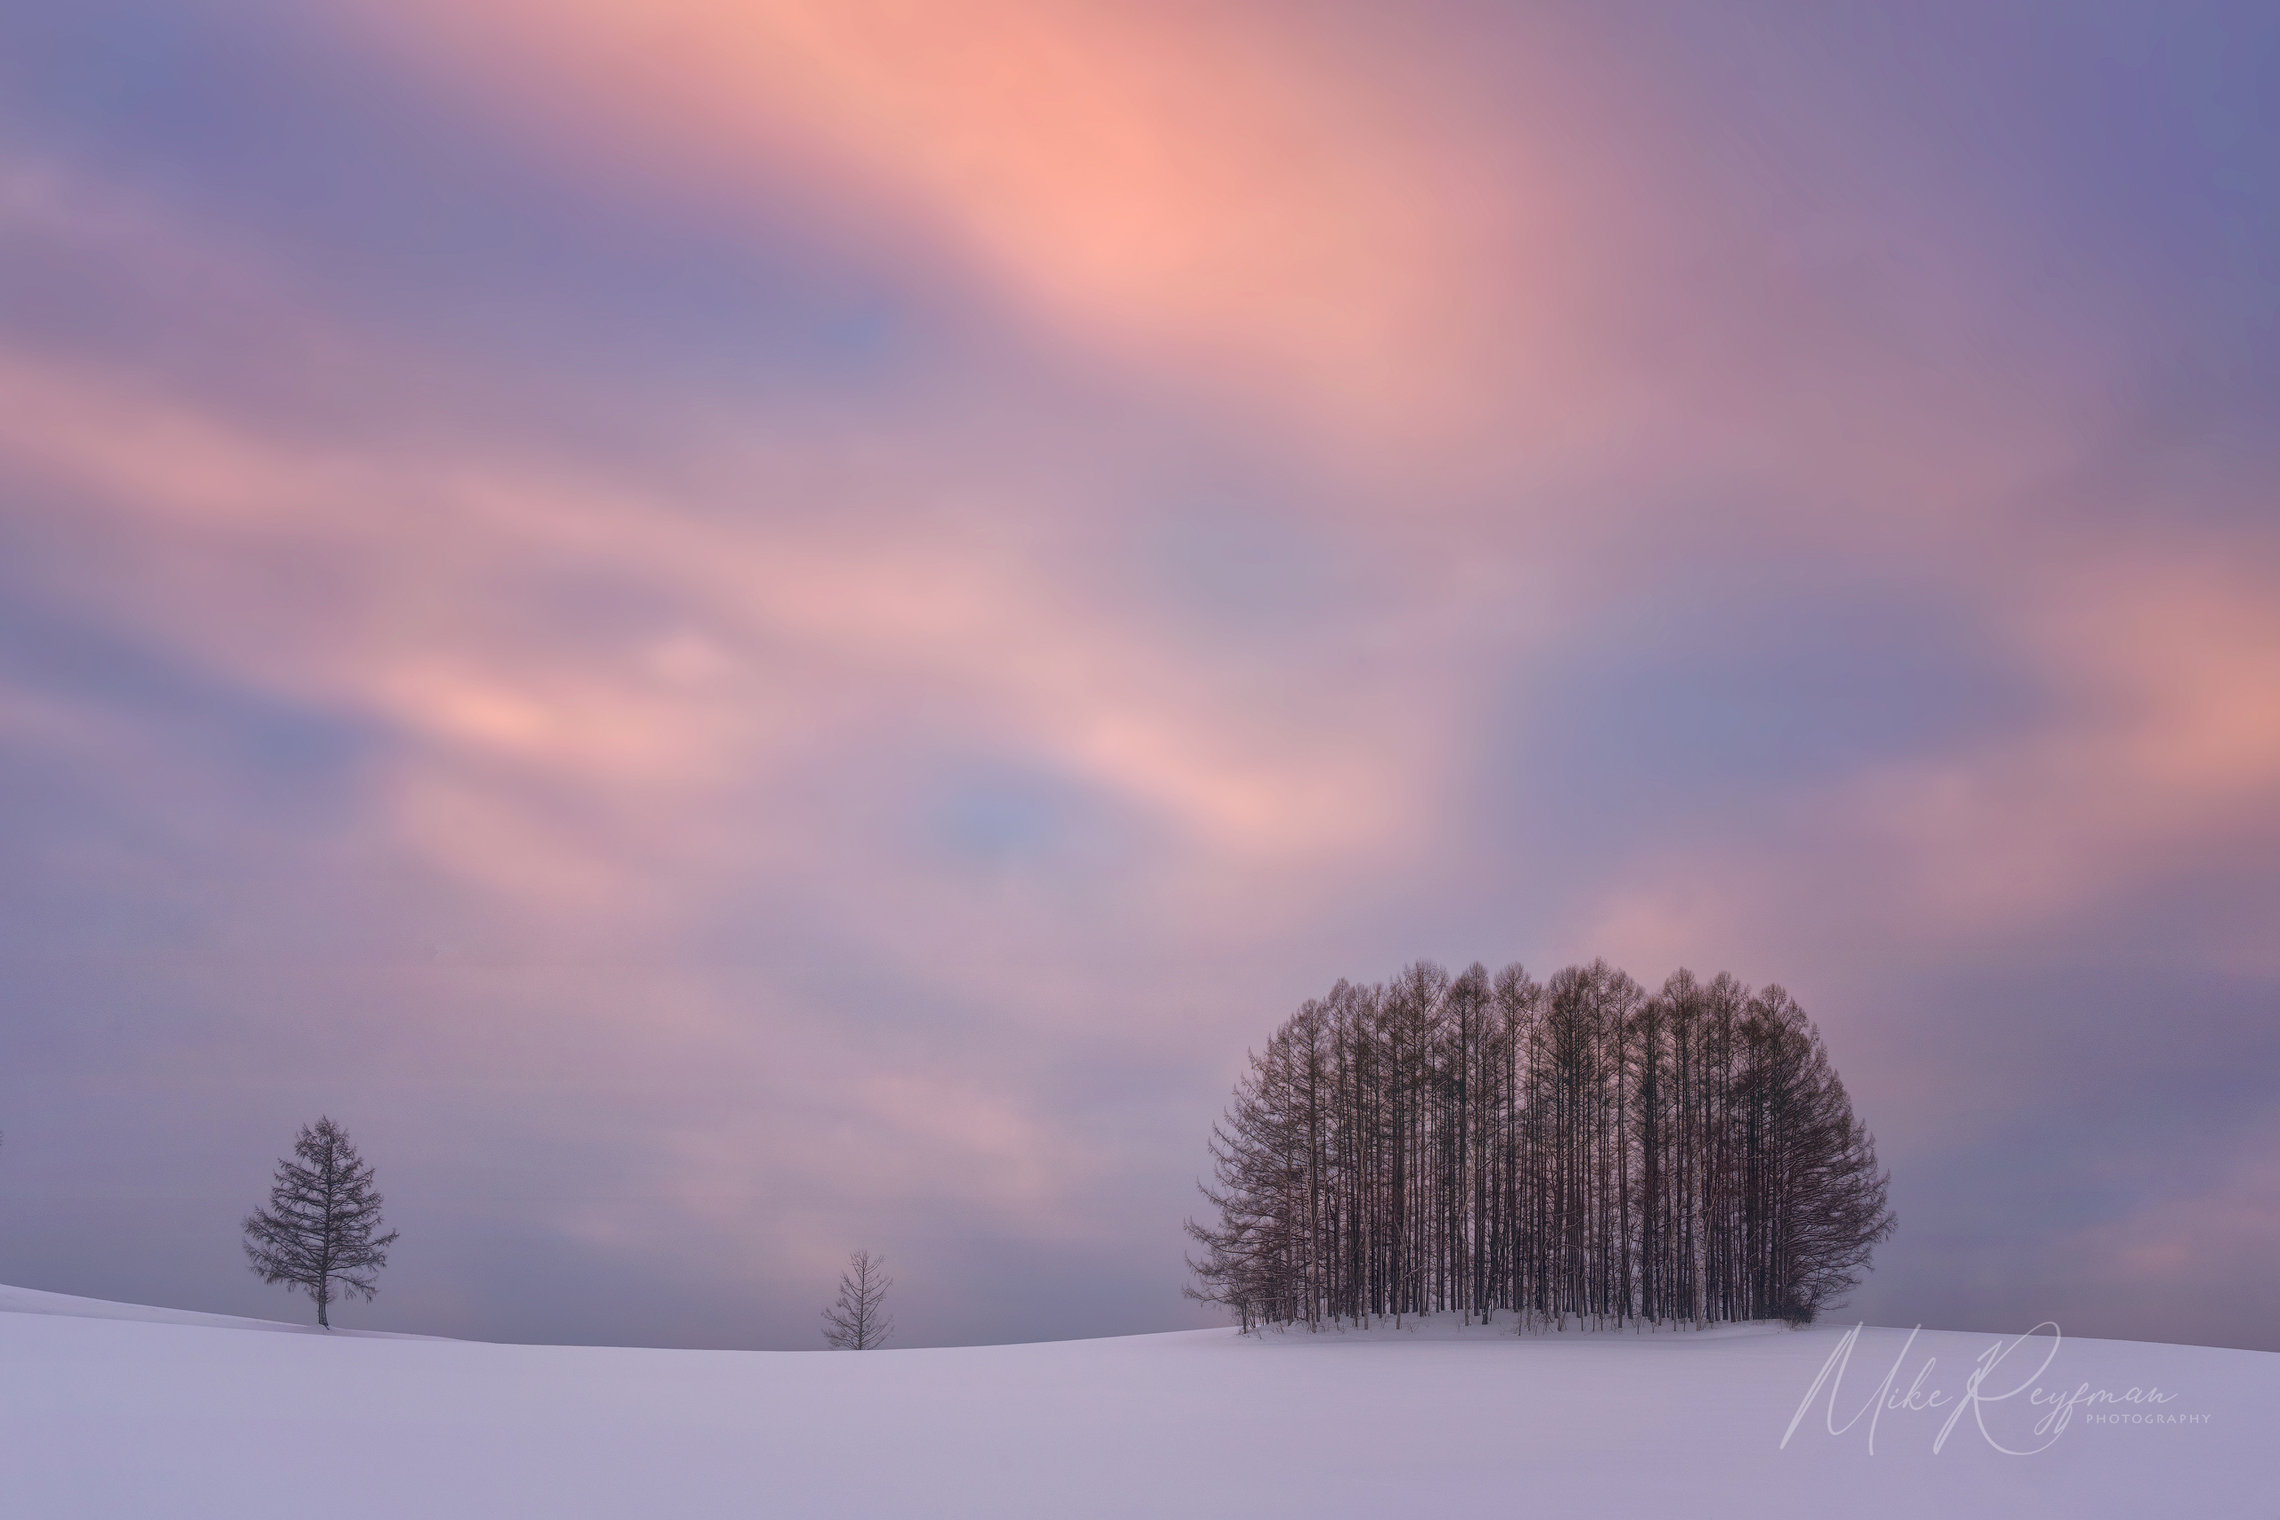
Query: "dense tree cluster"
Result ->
[[1188, 961, 1894, 1332]]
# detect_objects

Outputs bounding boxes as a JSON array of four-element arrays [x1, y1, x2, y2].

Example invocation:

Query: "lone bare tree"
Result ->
[[243, 1117, 398, 1328], [822, 1249, 894, 1350]]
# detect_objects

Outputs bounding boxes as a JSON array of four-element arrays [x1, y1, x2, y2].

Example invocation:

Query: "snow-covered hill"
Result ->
[[1, 1287, 2270, 1518]]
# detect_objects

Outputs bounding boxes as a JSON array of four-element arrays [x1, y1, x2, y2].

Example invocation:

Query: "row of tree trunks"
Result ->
[[1188, 961, 1894, 1332]]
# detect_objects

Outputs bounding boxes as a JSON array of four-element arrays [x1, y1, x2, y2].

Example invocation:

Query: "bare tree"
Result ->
[[243, 1117, 399, 1328], [822, 1249, 895, 1350], [1188, 958, 1893, 1333]]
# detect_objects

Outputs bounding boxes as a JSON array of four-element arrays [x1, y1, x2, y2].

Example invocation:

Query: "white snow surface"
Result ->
[[0, 1281, 428, 1336], [2, 1287, 2271, 1518]]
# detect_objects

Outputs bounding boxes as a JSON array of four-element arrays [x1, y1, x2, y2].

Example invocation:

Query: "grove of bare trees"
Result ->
[[1187, 961, 1893, 1332]]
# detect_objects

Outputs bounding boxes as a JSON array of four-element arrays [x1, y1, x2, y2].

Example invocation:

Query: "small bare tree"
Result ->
[[821, 1249, 894, 1350], [243, 1117, 398, 1328]]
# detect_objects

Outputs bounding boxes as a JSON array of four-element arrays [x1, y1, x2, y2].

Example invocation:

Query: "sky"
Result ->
[[0, 0, 2274, 1352]]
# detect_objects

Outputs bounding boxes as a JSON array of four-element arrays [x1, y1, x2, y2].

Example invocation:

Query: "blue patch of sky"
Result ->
[[913, 758, 1162, 909], [925, 761, 1143, 880], [934, 777, 1068, 868]]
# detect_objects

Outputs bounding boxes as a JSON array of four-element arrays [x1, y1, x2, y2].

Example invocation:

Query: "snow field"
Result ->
[[1, 1289, 2271, 1518]]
